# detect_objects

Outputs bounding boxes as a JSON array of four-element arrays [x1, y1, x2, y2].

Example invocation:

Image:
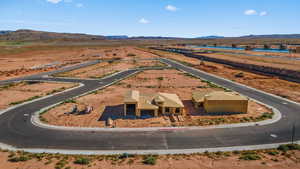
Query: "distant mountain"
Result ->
[[240, 34, 300, 39], [196, 36, 225, 39], [0, 29, 105, 41], [105, 35, 129, 40], [130, 36, 184, 39], [0, 30, 12, 35]]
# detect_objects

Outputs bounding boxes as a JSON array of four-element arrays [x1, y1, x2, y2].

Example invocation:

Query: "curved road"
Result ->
[[0, 58, 299, 152]]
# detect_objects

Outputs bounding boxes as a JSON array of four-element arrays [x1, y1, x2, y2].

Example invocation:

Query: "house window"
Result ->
[[165, 107, 170, 113], [175, 108, 180, 114]]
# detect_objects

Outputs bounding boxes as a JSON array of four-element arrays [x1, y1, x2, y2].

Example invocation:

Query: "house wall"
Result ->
[[296, 47, 300, 53], [204, 100, 248, 114]]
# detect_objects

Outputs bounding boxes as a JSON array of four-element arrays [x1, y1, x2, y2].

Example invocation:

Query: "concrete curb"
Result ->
[[0, 141, 299, 155]]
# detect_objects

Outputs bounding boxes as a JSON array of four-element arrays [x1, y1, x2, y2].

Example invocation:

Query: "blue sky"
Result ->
[[0, 0, 299, 37]]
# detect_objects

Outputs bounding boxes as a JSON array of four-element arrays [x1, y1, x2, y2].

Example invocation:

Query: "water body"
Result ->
[[192, 46, 289, 53]]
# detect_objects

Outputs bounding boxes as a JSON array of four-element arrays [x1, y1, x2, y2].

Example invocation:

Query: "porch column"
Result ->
[[154, 109, 158, 117], [124, 104, 127, 116], [136, 109, 141, 117]]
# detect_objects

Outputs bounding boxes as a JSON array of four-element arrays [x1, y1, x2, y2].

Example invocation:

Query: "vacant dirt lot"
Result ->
[[187, 46, 300, 59], [146, 48, 300, 103], [0, 148, 299, 169], [0, 81, 77, 110], [55, 59, 165, 79], [42, 69, 271, 128], [0, 46, 158, 80]]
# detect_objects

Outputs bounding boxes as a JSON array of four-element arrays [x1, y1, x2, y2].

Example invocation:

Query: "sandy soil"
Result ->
[[199, 52, 300, 71], [55, 59, 165, 79], [147, 48, 300, 103], [166, 46, 300, 71], [0, 149, 299, 169], [0, 81, 77, 110], [0, 46, 158, 80], [188, 46, 300, 59], [42, 69, 270, 128]]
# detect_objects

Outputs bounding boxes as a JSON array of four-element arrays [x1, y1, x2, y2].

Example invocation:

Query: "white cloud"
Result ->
[[46, 0, 62, 4], [64, 0, 72, 2], [244, 9, 257, 15], [260, 11, 268, 16], [76, 3, 83, 8], [165, 5, 178, 12], [139, 18, 149, 24]]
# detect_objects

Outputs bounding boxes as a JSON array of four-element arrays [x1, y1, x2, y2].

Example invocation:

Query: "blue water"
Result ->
[[192, 46, 289, 53]]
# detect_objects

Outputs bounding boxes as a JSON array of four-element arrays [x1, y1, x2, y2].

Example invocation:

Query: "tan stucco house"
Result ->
[[124, 90, 184, 117], [192, 91, 248, 114]]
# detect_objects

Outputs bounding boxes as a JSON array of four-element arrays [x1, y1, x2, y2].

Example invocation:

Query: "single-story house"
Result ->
[[192, 91, 248, 114], [124, 90, 184, 117]]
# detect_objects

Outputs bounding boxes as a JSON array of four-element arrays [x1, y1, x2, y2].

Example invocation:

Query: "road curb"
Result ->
[[0, 141, 299, 155]]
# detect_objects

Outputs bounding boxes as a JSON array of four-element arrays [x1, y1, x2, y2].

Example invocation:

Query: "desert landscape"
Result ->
[[1, 1, 300, 168], [0, 145, 299, 169]]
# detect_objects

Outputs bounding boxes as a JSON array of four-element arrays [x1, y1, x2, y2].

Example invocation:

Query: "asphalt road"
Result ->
[[0, 60, 101, 86], [0, 58, 299, 151]]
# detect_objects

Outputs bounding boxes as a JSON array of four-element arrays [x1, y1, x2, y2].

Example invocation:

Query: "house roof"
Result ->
[[124, 90, 184, 109], [154, 95, 165, 103], [124, 90, 139, 103], [192, 91, 211, 102], [205, 91, 248, 101], [192, 91, 248, 102], [157, 92, 184, 108], [138, 95, 159, 110]]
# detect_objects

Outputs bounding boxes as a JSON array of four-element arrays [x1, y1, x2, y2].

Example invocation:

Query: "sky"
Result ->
[[0, 0, 299, 38]]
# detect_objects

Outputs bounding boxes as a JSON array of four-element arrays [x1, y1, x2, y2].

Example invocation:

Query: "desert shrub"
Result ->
[[239, 152, 261, 160], [64, 99, 76, 104], [55, 159, 68, 169], [261, 112, 273, 119], [278, 144, 300, 152], [119, 153, 134, 159], [267, 150, 279, 156], [157, 77, 164, 81], [235, 72, 244, 78], [127, 53, 136, 57], [142, 155, 157, 165], [74, 157, 90, 165], [25, 81, 40, 85], [8, 156, 30, 162]]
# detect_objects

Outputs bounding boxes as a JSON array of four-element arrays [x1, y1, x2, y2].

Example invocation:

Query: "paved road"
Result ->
[[0, 60, 101, 86], [0, 58, 299, 152]]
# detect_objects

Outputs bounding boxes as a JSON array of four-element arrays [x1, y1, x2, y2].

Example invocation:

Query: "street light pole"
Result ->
[[292, 122, 296, 144]]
